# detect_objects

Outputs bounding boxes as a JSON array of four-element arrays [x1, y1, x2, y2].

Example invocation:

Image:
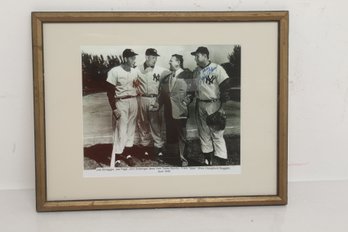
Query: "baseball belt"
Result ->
[[141, 94, 158, 98], [197, 98, 220, 103], [115, 95, 137, 100]]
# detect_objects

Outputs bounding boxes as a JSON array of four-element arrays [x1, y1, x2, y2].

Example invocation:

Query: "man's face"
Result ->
[[169, 56, 180, 71], [146, 55, 157, 67], [126, 56, 137, 67], [194, 53, 207, 65]]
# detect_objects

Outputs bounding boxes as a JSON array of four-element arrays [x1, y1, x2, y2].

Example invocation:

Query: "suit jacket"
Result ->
[[158, 69, 195, 119]]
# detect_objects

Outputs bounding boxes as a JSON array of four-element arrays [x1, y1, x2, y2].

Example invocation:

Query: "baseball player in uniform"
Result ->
[[191, 46, 231, 165], [106, 49, 139, 167], [135, 48, 171, 161]]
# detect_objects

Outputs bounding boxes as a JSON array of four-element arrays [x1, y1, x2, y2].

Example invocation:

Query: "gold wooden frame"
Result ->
[[32, 11, 288, 212]]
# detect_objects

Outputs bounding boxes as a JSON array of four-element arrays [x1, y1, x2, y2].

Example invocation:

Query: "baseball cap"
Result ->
[[122, 49, 138, 58], [191, 46, 209, 56], [145, 48, 160, 56]]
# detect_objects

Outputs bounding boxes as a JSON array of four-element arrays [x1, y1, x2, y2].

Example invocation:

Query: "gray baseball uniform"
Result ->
[[135, 63, 170, 148], [193, 62, 229, 159]]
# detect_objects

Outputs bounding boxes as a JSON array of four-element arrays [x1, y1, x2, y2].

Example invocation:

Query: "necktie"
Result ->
[[170, 73, 176, 91]]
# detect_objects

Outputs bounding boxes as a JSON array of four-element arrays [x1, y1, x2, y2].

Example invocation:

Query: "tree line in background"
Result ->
[[221, 45, 241, 87], [82, 45, 241, 99], [82, 54, 122, 95]]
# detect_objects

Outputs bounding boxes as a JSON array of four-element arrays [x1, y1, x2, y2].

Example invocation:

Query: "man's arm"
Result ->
[[106, 71, 121, 119], [216, 64, 233, 107], [106, 82, 116, 110], [183, 70, 195, 105], [219, 78, 233, 110], [149, 73, 170, 112]]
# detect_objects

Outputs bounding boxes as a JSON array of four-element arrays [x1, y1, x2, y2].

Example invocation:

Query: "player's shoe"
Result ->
[[203, 152, 213, 166], [125, 155, 136, 167], [140, 151, 151, 162], [154, 147, 165, 164], [181, 159, 188, 167], [216, 157, 228, 166], [114, 160, 122, 167]]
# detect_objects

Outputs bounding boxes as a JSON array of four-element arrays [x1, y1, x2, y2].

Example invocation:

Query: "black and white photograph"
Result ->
[[82, 45, 241, 176]]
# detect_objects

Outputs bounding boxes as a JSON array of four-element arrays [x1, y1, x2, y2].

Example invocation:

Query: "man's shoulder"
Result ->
[[106, 66, 121, 84], [178, 69, 193, 79], [109, 65, 122, 73], [157, 66, 171, 78], [162, 72, 171, 80], [211, 62, 225, 71], [208, 62, 220, 69], [136, 63, 145, 72], [193, 66, 201, 73], [159, 72, 172, 85]]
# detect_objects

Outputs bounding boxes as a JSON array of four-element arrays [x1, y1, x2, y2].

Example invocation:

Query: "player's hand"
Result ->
[[182, 96, 191, 106], [149, 102, 160, 111], [133, 79, 141, 88], [113, 109, 121, 120]]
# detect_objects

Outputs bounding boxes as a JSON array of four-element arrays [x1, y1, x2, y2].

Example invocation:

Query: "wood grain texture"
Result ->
[[31, 11, 289, 212], [31, 11, 288, 22], [277, 12, 289, 205], [39, 196, 285, 212], [32, 13, 47, 212]]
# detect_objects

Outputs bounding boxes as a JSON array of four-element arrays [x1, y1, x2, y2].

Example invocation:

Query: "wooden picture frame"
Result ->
[[32, 11, 288, 211]]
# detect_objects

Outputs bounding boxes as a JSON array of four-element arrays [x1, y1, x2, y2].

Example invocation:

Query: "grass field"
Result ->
[[83, 92, 240, 169]]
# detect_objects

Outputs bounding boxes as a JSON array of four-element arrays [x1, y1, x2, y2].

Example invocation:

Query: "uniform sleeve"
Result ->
[[216, 65, 229, 85], [106, 68, 117, 86], [106, 68, 117, 110]]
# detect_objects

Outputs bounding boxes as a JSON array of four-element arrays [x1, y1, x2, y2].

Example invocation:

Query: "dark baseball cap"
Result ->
[[145, 48, 160, 56], [191, 46, 209, 56], [122, 49, 138, 58]]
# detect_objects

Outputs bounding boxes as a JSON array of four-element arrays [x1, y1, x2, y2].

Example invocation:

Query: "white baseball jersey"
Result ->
[[106, 66, 137, 97], [194, 62, 229, 159], [136, 63, 170, 95], [193, 62, 229, 100]]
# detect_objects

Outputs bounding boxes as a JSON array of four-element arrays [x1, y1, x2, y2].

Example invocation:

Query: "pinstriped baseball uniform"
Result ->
[[194, 62, 229, 159], [106, 66, 138, 157], [135, 63, 171, 148]]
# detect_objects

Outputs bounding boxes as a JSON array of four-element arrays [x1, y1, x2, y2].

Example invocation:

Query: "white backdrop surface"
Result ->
[[0, 0, 348, 191]]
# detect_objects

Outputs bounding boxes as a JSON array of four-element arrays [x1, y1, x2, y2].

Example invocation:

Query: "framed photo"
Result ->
[[32, 11, 288, 211]]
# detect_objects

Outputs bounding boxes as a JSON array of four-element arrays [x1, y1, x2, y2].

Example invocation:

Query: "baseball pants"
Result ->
[[195, 100, 227, 159], [136, 96, 164, 148], [111, 97, 138, 159]]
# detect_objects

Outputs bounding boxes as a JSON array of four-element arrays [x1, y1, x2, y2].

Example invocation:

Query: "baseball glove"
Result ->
[[206, 109, 226, 131]]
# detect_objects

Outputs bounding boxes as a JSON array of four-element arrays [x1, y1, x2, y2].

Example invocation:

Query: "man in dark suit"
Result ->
[[150, 54, 195, 166]]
